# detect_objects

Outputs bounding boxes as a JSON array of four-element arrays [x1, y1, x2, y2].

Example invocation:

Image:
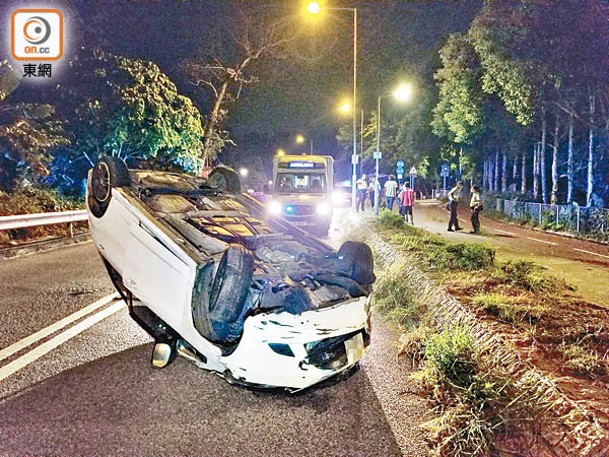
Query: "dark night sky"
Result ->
[[2, 0, 481, 175]]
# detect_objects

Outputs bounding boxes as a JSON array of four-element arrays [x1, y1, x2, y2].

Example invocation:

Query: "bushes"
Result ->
[[378, 208, 404, 228], [497, 260, 566, 293], [374, 260, 426, 327], [0, 186, 82, 216], [445, 244, 495, 271], [0, 186, 84, 245]]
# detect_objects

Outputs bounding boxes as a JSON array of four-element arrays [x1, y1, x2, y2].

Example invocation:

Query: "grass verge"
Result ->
[[372, 208, 609, 455]]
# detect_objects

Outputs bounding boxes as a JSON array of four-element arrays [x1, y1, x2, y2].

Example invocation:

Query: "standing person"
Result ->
[[447, 181, 464, 232], [469, 185, 483, 234], [398, 182, 416, 224], [384, 175, 398, 211], [355, 174, 368, 212], [369, 177, 381, 211]]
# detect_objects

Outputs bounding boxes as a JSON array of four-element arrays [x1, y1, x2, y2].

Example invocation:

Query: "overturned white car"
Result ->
[[86, 157, 375, 391]]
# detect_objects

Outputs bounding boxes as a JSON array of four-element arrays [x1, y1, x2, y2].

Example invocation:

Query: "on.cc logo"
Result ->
[[11, 9, 63, 61]]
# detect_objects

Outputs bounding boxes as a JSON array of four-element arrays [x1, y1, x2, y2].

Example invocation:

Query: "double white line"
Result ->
[[0, 293, 122, 382]]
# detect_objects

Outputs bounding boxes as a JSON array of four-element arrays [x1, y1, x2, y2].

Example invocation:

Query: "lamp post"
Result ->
[[374, 84, 413, 216], [307, 2, 357, 211], [295, 134, 313, 155]]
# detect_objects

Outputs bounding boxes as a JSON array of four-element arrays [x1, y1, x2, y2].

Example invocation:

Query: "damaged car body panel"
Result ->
[[87, 157, 375, 391]]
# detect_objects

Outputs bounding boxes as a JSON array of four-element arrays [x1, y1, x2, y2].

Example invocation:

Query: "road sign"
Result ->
[[409, 166, 417, 175], [396, 159, 405, 168], [396, 166, 405, 174], [397, 173, 403, 180], [373, 151, 382, 159], [441, 164, 450, 177], [351, 154, 359, 164]]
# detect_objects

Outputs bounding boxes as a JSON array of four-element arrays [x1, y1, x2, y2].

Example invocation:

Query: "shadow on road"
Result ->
[[0, 343, 402, 457]]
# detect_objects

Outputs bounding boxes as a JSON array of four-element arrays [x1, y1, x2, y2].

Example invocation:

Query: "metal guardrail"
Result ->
[[487, 197, 609, 238], [0, 210, 88, 233]]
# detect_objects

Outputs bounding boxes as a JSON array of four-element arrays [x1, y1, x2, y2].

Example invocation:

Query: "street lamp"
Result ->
[[374, 83, 413, 216], [339, 100, 364, 173], [239, 167, 249, 178], [307, 2, 358, 211], [295, 134, 314, 155]]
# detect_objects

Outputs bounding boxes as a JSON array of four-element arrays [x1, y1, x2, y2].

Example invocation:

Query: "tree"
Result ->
[[183, 9, 297, 166], [0, 61, 69, 191], [59, 50, 205, 175]]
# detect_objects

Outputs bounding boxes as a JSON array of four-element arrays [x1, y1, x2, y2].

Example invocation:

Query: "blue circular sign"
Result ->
[[396, 160, 405, 168]]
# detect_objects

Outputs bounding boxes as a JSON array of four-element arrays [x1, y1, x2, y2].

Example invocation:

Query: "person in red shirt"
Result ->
[[398, 182, 416, 224]]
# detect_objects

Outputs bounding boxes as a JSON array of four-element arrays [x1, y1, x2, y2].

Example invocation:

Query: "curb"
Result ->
[[0, 233, 91, 260], [368, 232, 609, 456]]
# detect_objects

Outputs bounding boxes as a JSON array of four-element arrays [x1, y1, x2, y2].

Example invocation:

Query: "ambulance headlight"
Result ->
[[267, 200, 282, 216], [316, 202, 331, 216]]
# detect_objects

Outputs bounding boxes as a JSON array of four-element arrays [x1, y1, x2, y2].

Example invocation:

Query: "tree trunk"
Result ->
[[533, 143, 539, 200], [201, 79, 230, 166], [567, 112, 574, 203], [501, 151, 507, 192], [540, 107, 548, 203], [587, 92, 595, 206], [521, 151, 527, 194], [494, 149, 499, 192], [551, 115, 559, 203], [483, 159, 488, 191], [512, 153, 518, 186], [489, 157, 494, 192]]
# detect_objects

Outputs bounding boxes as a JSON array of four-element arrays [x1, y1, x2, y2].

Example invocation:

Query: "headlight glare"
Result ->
[[316, 202, 331, 215], [267, 200, 282, 216]]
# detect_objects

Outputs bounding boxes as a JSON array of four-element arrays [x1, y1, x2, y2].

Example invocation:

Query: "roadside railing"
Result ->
[[0, 210, 88, 238], [431, 189, 449, 199], [486, 197, 609, 239]]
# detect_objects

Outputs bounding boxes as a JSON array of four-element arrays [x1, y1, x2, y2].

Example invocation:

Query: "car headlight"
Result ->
[[267, 200, 282, 216], [316, 201, 331, 216], [331, 192, 343, 205]]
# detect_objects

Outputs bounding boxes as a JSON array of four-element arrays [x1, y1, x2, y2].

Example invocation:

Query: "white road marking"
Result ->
[[0, 293, 118, 363], [573, 248, 609, 260], [494, 228, 517, 236], [0, 301, 123, 382], [526, 237, 558, 246]]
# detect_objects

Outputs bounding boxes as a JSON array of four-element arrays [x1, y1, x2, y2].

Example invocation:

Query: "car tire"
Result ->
[[337, 241, 376, 286], [193, 245, 254, 344], [88, 156, 130, 218], [208, 166, 241, 193]]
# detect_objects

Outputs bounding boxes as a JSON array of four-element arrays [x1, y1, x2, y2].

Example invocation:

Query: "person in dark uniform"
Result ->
[[447, 181, 463, 232]]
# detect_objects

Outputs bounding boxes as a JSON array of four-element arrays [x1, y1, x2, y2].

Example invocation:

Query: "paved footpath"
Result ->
[[409, 200, 609, 306]]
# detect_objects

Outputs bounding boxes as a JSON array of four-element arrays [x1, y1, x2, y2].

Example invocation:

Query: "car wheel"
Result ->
[[88, 156, 130, 218], [193, 245, 254, 344], [207, 166, 241, 193], [337, 241, 376, 286]]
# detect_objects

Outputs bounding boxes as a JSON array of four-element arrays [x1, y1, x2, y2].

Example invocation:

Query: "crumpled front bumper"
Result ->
[[220, 295, 371, 390]]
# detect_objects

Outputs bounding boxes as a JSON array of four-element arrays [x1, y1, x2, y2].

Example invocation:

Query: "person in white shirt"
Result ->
[[355, 174, 368, 212], [384, 175, 398, 211]]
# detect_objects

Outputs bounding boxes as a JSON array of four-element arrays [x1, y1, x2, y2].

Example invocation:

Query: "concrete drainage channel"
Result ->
[[367, 232, 609, 457]]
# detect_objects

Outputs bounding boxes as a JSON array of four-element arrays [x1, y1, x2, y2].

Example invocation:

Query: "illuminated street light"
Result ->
[[307, 2, 321, 14], [306, 2, 358, 211], [295, 134, 313, 155], [239, 167, 249, 177], [393, 84, 413, 103], [373, 83, 415, 216], [340, 101, 351, 113]]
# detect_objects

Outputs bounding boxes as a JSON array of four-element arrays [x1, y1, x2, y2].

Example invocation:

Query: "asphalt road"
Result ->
[[0, 239, 429, 457]]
